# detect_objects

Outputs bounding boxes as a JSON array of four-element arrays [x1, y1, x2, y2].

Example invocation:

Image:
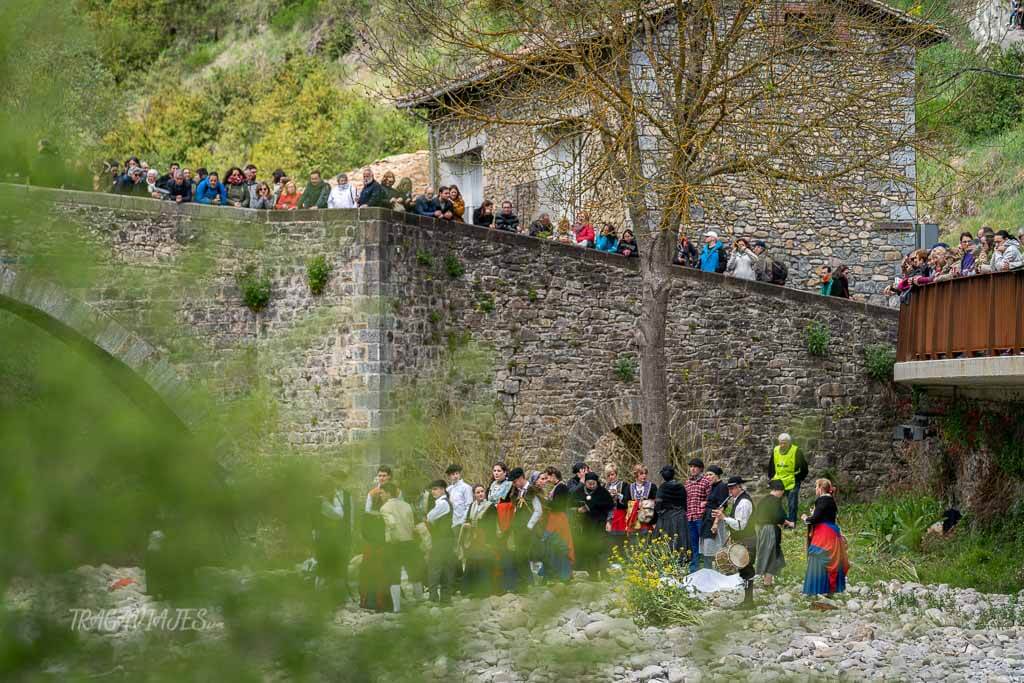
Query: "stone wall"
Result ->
[[0, 186, 387, 453], [2, 186, 902, 495], [383, 211, 901, 496]]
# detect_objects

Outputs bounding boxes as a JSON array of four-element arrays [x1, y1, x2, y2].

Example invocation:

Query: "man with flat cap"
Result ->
[[684, 458, 712, 573], [713, 476, 757, 609]]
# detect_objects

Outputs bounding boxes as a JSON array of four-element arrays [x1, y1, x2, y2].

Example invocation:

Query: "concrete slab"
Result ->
[[895, 357, 1024, 386]]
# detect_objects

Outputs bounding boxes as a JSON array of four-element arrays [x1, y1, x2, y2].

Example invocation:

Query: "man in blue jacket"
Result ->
[[699, 231, 727, 273], [195, 172, 227, 205]]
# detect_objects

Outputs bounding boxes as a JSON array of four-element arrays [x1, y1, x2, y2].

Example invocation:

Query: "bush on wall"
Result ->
[[864, 344, 897, 382], [306, 255, 331, 295], [805, 321, 830, 357], [939, 400, 1024, 479], [237, 265, 271, 312]]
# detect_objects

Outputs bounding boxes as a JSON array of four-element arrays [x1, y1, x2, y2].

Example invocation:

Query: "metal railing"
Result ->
[[897, 269, 1024, 362]]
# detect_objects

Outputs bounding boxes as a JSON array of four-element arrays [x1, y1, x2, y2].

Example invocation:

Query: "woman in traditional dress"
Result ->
[[753, 479, 794, 588], [604, 464, 629, 553], [487, 462, 517, 592], [802, 478, 849, 597], [653, 465, 688, 567], [573, 473, 613, 579], [540, 467, 574, 582], [625, 464, 658, 535], [463, 484, 497, 596]]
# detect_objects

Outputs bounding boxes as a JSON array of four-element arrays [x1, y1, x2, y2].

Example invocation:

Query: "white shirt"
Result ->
[[380, 498, 415, 543], [328, 184, 358, 209], [426, 496, 452, 524], [447, 479, 474, 527], [518, 488, 544, 530], [365, 487, 402, 513], [321, 489, 345, 520], [527, 496, 543, 530], [727, 251, 758, 281], [724, 496, 753, 533]]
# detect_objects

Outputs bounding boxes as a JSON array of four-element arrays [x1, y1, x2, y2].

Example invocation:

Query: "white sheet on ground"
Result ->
[[682, 568, 743, 593]]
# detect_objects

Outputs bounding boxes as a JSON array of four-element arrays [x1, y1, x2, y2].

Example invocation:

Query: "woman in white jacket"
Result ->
[[986, 230, 1024, 273], [725, 237, 759, 281], [328, 173, 358, 209]]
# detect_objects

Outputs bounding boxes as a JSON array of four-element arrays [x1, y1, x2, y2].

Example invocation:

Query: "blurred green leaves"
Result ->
[[0, 0, 118, 181]]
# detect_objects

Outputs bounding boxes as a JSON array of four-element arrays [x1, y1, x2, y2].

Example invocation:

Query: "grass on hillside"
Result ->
[[774, 496, 1024, 595], [921, 124, 1024, 241]]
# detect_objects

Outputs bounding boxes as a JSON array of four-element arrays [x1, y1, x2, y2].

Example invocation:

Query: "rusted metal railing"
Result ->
[[897, 269, 1024, 362]]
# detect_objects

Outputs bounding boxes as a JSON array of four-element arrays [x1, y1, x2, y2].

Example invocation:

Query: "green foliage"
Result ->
[[182, 42, 224, 71], [613, 356, 636, 382], [0, 0, 118, 178], [270, 0, 323, 34], [444, 254, 465, 278], [938, 400, 1024, 478], [890, 592, 920, 610], [320, 18, 357, 60], [236, 265, 272, 312], [476, 293, 495, 314], [864, 344, 896, 382], [103, 56, 426, 180], [527, 287, 538, 302], [858, 496, 942, 552], [428, 310, 442, 325], [804, 321, 830, 357], [306, 255, 331, 295], [919, 44, 1024, 145], [416, 250, 434, 268]]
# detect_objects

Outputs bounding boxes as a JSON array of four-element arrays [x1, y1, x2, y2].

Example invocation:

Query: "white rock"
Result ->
[[637, 665, 665, 680], [584, 620, 613, 639]]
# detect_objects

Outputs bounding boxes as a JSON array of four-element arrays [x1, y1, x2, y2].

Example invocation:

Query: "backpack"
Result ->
[[770, 259, 788, 284], [714, 245, 730, 274]]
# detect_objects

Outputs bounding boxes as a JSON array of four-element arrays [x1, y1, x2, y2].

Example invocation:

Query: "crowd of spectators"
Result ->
[[101, 156, 814, 288], [883, 226, 1024, 304]]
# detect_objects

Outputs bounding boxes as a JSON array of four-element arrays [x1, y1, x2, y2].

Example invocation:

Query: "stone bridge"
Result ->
[[0, 185, 901, 492]]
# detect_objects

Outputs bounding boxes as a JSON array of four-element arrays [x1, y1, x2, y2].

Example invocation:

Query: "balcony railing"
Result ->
[[897, 269, 1024, 362]]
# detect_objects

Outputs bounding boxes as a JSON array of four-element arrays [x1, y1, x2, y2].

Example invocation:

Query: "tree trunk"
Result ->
[[635, 227, 674, 474]]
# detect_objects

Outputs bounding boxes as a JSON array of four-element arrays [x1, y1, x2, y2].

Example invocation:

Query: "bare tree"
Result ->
[[364, 0, 945, 471]]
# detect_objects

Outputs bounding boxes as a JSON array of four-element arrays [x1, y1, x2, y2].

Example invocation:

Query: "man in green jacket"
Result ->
[[766, 432, 808, 525], [298, 170, 330, 209]]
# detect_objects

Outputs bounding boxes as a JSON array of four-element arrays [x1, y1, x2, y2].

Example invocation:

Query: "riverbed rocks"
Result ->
[[435, 579, 1024, 682], [9, 568, 1023, 681]]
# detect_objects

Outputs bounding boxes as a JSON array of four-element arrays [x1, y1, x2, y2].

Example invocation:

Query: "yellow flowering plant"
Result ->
[[609, 535, 703, 627]]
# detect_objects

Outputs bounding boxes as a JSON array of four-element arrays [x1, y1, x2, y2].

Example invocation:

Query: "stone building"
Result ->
[[400, 0, 946, 304]]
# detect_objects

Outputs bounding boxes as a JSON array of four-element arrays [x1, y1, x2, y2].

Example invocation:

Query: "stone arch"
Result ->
[[563, 395, 643, 466], [0, 264, 197, 431]]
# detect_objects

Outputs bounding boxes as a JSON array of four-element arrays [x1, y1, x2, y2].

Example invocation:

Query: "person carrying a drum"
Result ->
[[713, 476, 757, 609]]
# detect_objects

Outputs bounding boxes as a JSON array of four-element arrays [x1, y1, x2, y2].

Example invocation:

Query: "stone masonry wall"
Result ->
[[1, 186, 387, 453], [384, 211, 901, 496], [2, 187, 901, 495]]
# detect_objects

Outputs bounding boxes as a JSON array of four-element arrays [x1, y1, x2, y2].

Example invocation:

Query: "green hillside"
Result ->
[[1, 0, 424, 181], [909, 2, 1024, 239], [4, 0, 1024, 214]]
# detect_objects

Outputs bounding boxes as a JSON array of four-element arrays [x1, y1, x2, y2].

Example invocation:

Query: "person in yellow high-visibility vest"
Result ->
[[766, 433, 808, 524]]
